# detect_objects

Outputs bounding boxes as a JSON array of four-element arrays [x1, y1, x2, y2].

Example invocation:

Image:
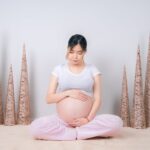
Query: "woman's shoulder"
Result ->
[[54, 64, 65, 71], [53, 63, 66, 69], [86, 63, 98, 69], [86, 63, 101, 75], [52, 64, 65, 76]]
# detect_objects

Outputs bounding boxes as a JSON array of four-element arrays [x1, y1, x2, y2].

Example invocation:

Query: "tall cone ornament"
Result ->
[[132, 46, 146, 128], [4, 65, 16, 125], [0, 83, 3, 124], [144, 36, 150, 127], [120, 66, 130, 127], [17, 44, 31, 124]]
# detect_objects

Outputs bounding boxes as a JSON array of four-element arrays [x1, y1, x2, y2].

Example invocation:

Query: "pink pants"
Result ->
[[29, 114, 123, 140]]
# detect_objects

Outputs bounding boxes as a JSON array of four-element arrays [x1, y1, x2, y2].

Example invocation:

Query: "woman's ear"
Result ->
[[66, 47, 70, 59], [65, 53, 68, 59], [83, 51, 86, 55], [65, 50, 69, 59]]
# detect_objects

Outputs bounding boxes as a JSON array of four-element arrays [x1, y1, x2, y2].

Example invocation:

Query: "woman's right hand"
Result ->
[[65, 90, 90, 102]]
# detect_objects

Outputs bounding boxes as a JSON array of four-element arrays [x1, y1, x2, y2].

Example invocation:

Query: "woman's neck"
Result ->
[[68, 61, 85, 68], [67, 62, 86, 73]]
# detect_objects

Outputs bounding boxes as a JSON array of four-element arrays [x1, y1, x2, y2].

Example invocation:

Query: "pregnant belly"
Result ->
[[56, 93, 93, 123]]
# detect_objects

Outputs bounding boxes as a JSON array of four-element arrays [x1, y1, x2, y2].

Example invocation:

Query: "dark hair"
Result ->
[[68, 34, 87, 52]]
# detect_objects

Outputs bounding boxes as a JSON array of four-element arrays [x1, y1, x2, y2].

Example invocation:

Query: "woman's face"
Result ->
[[66, 44, 86, 65]]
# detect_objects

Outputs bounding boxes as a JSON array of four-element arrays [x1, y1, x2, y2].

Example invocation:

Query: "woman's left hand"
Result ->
[[68, 117, 89, 127]]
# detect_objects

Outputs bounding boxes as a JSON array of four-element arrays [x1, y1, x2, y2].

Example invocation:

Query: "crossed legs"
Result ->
[[29, 114, 123, 140]]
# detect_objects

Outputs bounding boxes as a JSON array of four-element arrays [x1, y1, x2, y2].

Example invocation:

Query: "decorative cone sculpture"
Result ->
[[0, 83, 3, 124], [4, 65, 16, 125], [120, 66, 130, 127], [132, 46, 146, 129], [144, 36, 150, 127], [17, 44, 31, 124]]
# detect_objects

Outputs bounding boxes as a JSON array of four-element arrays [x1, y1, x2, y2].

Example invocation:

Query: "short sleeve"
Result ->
[[51, 65, 61, 77], [90, 64, 101, 76]]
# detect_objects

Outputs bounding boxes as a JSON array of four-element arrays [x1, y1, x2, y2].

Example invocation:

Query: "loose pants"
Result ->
[[29, 114, 123, 140]]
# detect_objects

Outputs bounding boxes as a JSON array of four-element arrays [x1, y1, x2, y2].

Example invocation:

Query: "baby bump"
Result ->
[[56, 92, 93, 123]]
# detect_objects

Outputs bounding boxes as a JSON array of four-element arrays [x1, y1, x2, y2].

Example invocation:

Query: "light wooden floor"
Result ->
[[0, 125, 149, 150]]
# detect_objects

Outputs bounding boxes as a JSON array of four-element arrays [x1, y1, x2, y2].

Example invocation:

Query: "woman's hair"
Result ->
[[68, 34, 87, 52]]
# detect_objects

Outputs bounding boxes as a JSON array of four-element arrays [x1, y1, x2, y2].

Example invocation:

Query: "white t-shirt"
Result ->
[[52, 63, 101, 95]]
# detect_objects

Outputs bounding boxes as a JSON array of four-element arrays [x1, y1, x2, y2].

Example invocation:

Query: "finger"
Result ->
[[72, 95, 86, 101], [77, 94, 87, 101], [69, 124, 76, 126], [75, 96, 86, 102], [69, 124, 76, 127], [74, 121, 80, 124], [68, 120, 76, 124], [74, 120, 81, 126], [69, 123, 78, 127], [73, 92, 88, 101], [78, 95, 88, 101], [69, 119, 78, 124], [68, 122, 75, 125], [73, 118, 81, 122], [79, 93, 89, 101]]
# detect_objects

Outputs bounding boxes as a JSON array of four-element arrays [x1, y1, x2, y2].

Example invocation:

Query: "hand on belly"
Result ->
[[56, 93, 93, 123]]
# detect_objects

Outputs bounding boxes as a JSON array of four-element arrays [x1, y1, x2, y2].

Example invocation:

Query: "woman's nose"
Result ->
[[74, 53, 78, 59]]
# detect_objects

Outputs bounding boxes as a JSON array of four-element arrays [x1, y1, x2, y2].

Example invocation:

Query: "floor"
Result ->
[[0, 125, 149, 150]]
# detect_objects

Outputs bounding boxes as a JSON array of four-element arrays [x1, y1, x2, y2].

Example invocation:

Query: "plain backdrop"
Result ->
[[0, 0, 150, 120]]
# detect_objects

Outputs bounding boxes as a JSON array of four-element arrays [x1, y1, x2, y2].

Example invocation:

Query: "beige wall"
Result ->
[[0, 0, 150, 119]]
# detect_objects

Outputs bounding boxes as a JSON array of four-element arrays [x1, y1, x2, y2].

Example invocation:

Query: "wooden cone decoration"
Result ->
[[0, 83, 3, 124], [132, 46, 146, 128], [4, 65, 16, 125], [144, 36, 150, 127], [120, 66, 130, 127], [17, 44, 31, 124]]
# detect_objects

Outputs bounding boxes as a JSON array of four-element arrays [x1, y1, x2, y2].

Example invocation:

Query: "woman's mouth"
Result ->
[[73, 60, 78, 62]]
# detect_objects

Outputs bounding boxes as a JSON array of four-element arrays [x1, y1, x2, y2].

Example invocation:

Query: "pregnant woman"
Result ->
[[30, 34, 123, 140]]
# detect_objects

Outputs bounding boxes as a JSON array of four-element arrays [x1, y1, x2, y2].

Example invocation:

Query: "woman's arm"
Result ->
[[46, 75, 90, 104], [46, 75, 68, 104], [87, 74, 102, 121]]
